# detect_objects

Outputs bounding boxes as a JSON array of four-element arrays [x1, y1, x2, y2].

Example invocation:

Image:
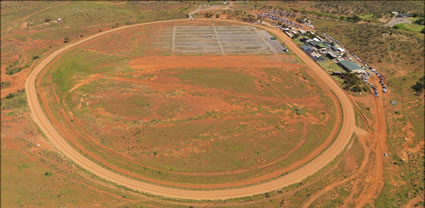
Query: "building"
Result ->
[[397, 13, 414, 18], [336, 47, 345, 53], [338, 60, 364, 73], [331, 71, 343, 76], [284, 31, 293, 38], [300, 37, 310, 42], [301, 46, 314, 53], [327, 52, 338, 59]]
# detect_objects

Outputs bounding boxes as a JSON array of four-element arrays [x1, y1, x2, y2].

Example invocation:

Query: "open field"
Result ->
[[394, 23, 424, 33], [37, 21, 340, 188], [3, 1, 423, 207], [1, 1, 196, 99], [21, 17, 358, 200]]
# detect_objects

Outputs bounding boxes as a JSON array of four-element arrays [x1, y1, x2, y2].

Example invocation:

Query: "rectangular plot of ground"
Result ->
[[171, 26, 276, 55]]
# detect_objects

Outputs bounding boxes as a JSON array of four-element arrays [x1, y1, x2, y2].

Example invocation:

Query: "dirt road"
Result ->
[[25, 19, 356, 200]]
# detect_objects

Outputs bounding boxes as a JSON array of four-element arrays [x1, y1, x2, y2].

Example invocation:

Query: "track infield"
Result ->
[[26, 19, 355, 200]]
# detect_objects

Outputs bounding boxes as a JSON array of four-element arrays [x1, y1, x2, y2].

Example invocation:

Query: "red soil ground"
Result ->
[[37, 51, 341, 189]]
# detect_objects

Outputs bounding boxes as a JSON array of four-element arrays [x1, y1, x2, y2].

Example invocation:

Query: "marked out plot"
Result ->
[[170, 26, 278, 55]]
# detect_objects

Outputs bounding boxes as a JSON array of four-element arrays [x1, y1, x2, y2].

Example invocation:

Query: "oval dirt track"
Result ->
[[25, 19, 355, 200]]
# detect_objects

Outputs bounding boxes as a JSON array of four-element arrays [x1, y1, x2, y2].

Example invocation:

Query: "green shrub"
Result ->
[[1, 81, 11, 89], [351, 85, 362, 92], [411, 75, 425, 93], [6, 66, 24, 75], [1, 90, 26, 110]]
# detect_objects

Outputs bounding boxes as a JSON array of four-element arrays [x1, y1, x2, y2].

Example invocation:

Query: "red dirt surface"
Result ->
[[38, 52, 340, 188], [25, 19, 355, 200], [129, 55, 289, 70]]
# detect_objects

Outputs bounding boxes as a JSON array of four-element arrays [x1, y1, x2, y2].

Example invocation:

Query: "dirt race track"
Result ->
[[25, 19, 356, 200]]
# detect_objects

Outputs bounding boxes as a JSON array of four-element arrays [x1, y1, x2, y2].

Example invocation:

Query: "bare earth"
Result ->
[[25, 19, 356, 200]]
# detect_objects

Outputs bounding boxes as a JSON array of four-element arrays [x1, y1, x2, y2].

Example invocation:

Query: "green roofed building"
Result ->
[[338, 60, 364, 73]]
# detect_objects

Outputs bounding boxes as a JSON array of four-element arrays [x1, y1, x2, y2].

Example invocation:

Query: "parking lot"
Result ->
[[158, 26, 283, 55]]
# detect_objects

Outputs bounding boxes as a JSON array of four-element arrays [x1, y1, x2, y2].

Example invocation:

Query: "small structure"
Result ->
[[301, 46, 314, 53], [57, 18, 62, 22], [336, 47, 345, 53], [331, 71, 343, 76], [327, 52, 338, 59], [317, 42, 327, 49], [300, 37, 310, 42], [338, 60, 364, 73], [396, 13, 414, 18], [284, 31, 293, 38]]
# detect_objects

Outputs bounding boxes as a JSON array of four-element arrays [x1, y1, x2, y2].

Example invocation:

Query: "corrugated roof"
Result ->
[[338, 60, 362, 71]]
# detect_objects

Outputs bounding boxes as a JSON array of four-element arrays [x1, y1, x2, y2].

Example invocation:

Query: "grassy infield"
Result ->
[[3, 8, 352, 208], [28, 8, 348, 203], [40, 39, 339, 186]]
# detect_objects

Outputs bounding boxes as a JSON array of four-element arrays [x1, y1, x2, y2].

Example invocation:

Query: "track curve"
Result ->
[[25, 19, 355, 200]]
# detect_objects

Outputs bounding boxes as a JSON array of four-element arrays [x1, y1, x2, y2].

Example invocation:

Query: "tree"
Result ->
[[340, 72, 364, 91], [411, 75, 425, 93], [351, 86, 362, 92], [414, 18, 424, 25], [347, 14, 361, 22]]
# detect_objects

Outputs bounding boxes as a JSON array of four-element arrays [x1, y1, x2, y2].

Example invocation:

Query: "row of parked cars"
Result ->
[[370, 84, 379, 97], [371, 68, 387, 94], [376, 71, 387, 93], [258, 10, 303, 29], [361, 68, 387, 97]]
